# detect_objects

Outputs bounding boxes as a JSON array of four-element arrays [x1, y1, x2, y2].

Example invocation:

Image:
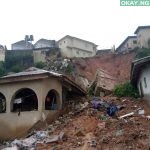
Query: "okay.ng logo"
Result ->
[[120, 0, 150, 6]]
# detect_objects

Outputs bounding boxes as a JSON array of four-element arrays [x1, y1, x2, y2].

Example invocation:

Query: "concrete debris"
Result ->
[[138, 109, 145, 115], [44, 132, 65, 144], [2, 146, 18, 150], [1, 96, 150, 150]]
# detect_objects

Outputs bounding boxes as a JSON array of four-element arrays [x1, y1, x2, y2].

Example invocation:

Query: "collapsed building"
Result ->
[[89, 69, 117, 96], [0, 68, 86, 140]]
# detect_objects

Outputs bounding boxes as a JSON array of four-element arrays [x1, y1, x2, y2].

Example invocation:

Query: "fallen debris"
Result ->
[[118, 112, 134, 119], [1, 96, 150, 150]]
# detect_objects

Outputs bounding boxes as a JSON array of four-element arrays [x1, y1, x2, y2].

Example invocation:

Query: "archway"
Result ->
[[11, 88, 38, 112], [0, 92, 6, 113], [45, 89, 60, 110]]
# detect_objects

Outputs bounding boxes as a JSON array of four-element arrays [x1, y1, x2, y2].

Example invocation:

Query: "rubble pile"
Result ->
[[1, 96, 150, 150]]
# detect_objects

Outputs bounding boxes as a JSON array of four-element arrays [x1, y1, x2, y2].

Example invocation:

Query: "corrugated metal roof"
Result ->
[[131, 56, 150, 85], [1, 67, 62, 79]]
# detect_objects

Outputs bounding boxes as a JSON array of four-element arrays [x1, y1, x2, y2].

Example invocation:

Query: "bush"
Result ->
[[66, 64, 74, 74], [10, 65, 23, 73], [135, 48, 150, 59], [34, 61, 46, 69], [0, 61, 6, 77], [88, 86, 94, 96], [114, 82, 139, 98]]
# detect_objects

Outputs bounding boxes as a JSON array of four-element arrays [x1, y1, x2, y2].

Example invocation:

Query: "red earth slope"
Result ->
[[74, 51, 136, 83]]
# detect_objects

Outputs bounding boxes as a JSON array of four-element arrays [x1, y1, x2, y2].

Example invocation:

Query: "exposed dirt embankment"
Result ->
[[74, 52, 136, 83]]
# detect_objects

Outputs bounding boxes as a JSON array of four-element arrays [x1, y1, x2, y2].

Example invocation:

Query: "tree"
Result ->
[[135, 48, 150, 59], [34, 61, 46, 69], [0, 61, 5, 77]]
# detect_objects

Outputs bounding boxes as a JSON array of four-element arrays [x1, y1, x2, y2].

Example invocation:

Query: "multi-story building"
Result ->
[[116, 36, 137, 53], [134, 25, 150, 48], [34, 39, 58, 49], [0, 45, 5, 61], [58, 35, 97, 58]]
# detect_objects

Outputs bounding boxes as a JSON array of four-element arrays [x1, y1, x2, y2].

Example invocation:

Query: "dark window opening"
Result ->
[[12, 88, 38, 113], [144, 77, 147, 88], [133, 40, 137, 44], [139, 81, 144, 97], [45, 90, 59, 110], [0, 93, 6, 113]]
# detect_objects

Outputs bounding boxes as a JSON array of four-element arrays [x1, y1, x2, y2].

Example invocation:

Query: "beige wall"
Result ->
[[58, 36, 96, 58], [0, 49, 5, 61], [0, 77, 62, 139], [33, 50, 46, 63], [136, 29, 150, 48]]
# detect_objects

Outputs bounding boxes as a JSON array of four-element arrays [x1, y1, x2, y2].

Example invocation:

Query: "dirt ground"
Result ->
[[36, 96, 150, 150]]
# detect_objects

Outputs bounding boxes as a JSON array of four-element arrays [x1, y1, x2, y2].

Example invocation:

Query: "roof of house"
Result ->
[[58, 35, 98, 46], [96, 49, 111, 55], [131, 55, 150, 85], [11, 40, 34, 50], [116, 36, 137, 52], [0, 67, 86, 95], [134, 25, 150, 34], [0, 45, 4, 49]]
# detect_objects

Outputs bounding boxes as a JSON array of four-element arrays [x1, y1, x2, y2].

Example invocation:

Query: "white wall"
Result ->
[[137, 29, 150, 48], [0, 49, 5, 61], [58, 36, 96, 58], [119, 37, 137, 52], [137, 64, 150, 104]]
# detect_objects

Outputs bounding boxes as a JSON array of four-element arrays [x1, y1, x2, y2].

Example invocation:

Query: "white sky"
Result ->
[[0, 0, 150, 49]]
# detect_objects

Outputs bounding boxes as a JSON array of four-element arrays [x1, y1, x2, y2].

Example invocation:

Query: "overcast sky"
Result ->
[[0, 0, 150, 49]]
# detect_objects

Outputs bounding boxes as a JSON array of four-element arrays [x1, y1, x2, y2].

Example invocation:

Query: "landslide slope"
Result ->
[[74, 51, 136, 83]]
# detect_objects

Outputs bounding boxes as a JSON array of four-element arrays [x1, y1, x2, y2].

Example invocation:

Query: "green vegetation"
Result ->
[[10, 64, 23, 73], [114, 82, 139, 98], [0, 99, 6, 113], [88, 86, 94, 96], [135, 48, 150, 59], [66, 64, 74, 74], [34, 61, 46, 69], [0, 61, 6, 77], [5, 50, 33, 71]]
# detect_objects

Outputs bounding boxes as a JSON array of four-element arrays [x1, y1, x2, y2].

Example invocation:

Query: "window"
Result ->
[[11, 88, 38, 113], [0, 93, 6, 113], [85, 43, 88, 48], [45, 89, 60, 110], [144, 77, 147, 88], [139, 81, 144, 97], [133, 40, 137, 44], [138, 34, 141, 38], [76, 50, 79, 54]]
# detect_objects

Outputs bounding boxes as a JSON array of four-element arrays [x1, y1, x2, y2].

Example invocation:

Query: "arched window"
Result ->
[[45, 89, 60, 110], [11, 88, 38, 112], [0, 92, 6, 113]]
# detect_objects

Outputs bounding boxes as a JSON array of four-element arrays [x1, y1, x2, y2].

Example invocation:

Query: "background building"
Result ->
[[116, 36, 137, 53], [34, 39, 58, 49], [0, 45, 5, 61], [58, 35, 97, 58], [134, 26, 150, 49]]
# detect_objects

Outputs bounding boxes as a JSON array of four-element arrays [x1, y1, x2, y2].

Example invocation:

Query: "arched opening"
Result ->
[[0, 92, 6, 113], [45, 89, 60, 110], [11, 88, 38, 112]]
